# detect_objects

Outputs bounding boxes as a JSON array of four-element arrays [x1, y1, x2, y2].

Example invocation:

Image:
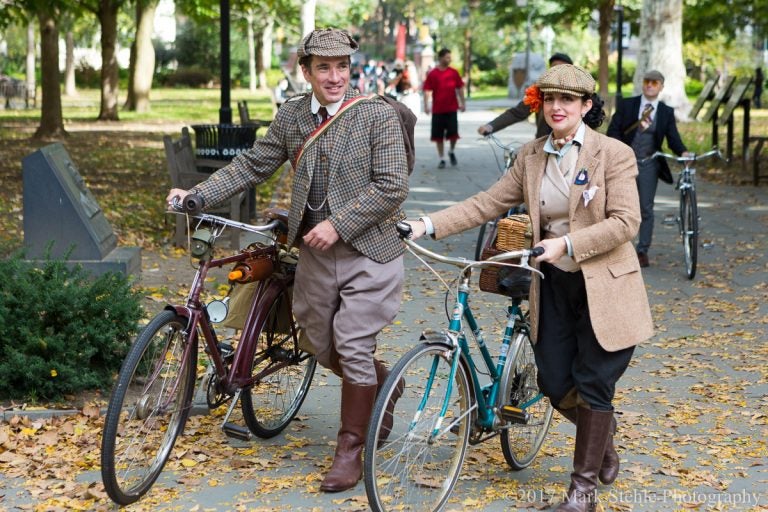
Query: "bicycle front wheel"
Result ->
[[365, 342, 472, 512], [241, 288, 316, 438], [499, 331, 553, 470], [680, 187, 698, 279], [101, 310, 197, 505]]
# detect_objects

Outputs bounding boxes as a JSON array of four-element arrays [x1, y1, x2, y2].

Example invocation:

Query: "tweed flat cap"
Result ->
[[297, 28, 358, 58], [643, 69, 665, 83], [537, 64, 595, 96]]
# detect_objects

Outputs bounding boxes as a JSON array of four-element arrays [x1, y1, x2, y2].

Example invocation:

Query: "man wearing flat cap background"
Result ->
[[478, 52, 574, 139], [607, 69, 689, 268], [166, 27, 409, 492]]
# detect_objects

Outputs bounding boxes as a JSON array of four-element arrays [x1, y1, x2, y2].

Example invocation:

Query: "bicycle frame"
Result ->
[[401, 238, 544, 442], [163, 214, 303, 402]]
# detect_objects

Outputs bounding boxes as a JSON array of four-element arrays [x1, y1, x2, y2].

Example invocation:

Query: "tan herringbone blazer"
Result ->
[[194, 90, 409, 264], [430, 127, 653, 351]]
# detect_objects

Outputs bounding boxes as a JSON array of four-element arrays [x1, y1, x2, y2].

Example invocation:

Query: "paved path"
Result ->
[[2, 98, 767, 511]]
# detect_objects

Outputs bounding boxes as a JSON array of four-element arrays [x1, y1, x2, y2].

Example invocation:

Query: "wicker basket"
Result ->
[[495, 214, 533, 251], [478, 214, 533, 296]]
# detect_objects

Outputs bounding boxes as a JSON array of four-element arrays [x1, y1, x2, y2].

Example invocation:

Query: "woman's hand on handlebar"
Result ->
[[402, 219, 427, 240], [534, 237, 567, 264]]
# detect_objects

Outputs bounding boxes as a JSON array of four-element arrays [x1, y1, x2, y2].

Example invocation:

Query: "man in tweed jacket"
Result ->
[[166, 28, 409, 493]]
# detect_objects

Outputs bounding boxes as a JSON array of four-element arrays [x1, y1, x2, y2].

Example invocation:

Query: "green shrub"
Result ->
[[685, 77, 704, 97], [0, 253, 143, 401], [163, 66, 214, 88]]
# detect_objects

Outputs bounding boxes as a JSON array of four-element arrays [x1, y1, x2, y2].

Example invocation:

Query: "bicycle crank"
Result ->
[[220, 389, 253, 441]]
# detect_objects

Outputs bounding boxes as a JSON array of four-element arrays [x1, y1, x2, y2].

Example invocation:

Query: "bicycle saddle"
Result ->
[[496, 266, 531, 299]]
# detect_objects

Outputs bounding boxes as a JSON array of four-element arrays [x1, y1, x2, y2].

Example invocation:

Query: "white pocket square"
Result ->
[[583, 186, 599, 207]]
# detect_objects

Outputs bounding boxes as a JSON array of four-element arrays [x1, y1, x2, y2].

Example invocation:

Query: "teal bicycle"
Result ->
[[364, 222, 553, 512]]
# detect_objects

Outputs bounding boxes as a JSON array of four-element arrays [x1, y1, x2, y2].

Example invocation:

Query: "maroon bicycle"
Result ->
[[101, 199, 316, 505]]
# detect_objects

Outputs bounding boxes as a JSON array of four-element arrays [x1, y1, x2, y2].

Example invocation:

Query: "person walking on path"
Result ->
[[165, 28, 409, 493], [477, 52, 573, 139], [404, 64, 653, 511], [423, 48, 466, 169], [607, 69, 689, 268]]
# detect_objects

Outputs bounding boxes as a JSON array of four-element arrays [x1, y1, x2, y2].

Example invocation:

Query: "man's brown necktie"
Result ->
[[317, 106, 329, 125], [639, 103, 654, 131]]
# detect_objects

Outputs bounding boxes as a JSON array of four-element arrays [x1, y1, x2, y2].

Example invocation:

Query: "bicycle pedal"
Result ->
[[499, 404, 529, 424], [222, 422, 252, 441]]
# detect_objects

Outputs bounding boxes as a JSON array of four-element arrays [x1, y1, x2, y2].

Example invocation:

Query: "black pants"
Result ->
[[534, 263, 634, 411]]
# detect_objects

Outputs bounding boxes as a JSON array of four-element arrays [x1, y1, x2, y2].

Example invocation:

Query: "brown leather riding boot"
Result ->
[[556, 407, 614, 512], [557, 406, 620, 485], [320, 381, 377, 492], [599, 415, 619, 484], [373, 359, 404, 445]]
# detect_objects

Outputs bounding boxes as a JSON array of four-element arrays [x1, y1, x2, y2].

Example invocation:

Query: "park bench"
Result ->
[[163, 127, 246, 249], [748, 136, 768, 186], [236, 100, 272, 132], [0, 76, 30, 109]]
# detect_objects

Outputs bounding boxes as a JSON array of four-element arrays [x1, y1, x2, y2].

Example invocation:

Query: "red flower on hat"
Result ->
[[523, 85, 542, 113]]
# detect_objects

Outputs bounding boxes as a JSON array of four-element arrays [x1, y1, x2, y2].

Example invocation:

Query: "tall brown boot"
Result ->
[[373, 359, 404, 445], [556, 407, 614, 512], [557, 406, 620, 485], [320, 381, 377, 492]]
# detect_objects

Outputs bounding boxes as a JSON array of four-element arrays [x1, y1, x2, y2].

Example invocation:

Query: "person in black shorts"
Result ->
[[423, 49, 466, 168]]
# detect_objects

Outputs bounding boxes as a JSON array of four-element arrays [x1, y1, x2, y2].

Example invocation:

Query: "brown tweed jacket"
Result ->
[[430, 127, 653, 351], [192, 90, 409, 263]]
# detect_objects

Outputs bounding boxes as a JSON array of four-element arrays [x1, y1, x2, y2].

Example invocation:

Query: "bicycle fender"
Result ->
[[164, 304, 195, 330], [419, 329, 454, 347]]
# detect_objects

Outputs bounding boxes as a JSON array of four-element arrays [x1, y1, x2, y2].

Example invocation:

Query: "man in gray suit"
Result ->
[[607, 69, 689, 267], [167, 28, 409, 492]]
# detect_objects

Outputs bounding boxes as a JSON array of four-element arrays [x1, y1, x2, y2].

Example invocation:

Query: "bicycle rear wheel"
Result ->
[[241, 288, 316, 438], [499, 331, 553, 470], [365, 342, 472, 512], [680, 187, 698, 279], [101, 310, 197, 505]]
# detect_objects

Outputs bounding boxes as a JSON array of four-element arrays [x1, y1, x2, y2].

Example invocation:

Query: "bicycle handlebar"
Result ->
[[170, 194, 283, 235], [640, 148, 722, 165], [482, 133, 524, 153], [396, 221, 543, 270]]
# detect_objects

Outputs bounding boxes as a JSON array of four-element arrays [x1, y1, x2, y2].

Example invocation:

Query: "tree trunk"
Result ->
[[247, 10, 257, 94], [597, 0, 615, 97], [26, 23, 37, 107], [64, 31, 77, 97], [34, 11, 67, 139], [97, 0, 120, 121], [259, 19, 273, 91], [125, 0, 157, 112], [636, 0, 690, 118]]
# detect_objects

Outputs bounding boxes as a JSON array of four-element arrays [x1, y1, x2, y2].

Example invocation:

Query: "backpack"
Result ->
[[375, 94, 417, 175]]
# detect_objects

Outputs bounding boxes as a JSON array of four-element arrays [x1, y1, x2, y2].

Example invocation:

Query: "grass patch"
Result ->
[[0, 88, 281, 254]]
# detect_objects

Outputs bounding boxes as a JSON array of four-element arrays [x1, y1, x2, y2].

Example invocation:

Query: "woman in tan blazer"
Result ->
[[406, 65, 653, 512]]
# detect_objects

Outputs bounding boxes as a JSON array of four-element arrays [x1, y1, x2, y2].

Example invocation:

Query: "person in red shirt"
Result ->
[[423, 48, 466, 168]]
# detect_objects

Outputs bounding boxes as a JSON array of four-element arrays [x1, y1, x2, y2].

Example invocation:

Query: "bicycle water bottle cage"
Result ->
[[191, 228, 214, 258]]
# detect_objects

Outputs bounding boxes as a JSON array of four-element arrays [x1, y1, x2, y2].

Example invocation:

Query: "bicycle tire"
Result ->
[[101, 310, 197, 505], [474, 220, 496, 261], [241, 288, 316, 438], [364, 342, 472, 512], [680, 187, 698, 279], [499, 331, 553, 470]]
